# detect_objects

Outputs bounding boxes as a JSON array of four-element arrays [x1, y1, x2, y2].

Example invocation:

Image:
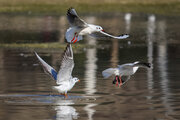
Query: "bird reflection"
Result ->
[[54, 99, 78, 120]]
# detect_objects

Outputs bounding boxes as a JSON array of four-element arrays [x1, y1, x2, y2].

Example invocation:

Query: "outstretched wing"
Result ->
[[57, 44, 74, 84], [121, 76, 131, 85], [133, 61, 151, 68], [98, 31, 129, 39], [67, 7, 87, 27], [34, 52, 57, 80], [102, 68, 119, 79], [90, 31, 129, 39]]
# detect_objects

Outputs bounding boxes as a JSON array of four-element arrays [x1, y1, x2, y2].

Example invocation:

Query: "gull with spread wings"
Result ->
[[66, 7, 129, 43], [34, 44, 80, 98], [102, 61, 151, 87]]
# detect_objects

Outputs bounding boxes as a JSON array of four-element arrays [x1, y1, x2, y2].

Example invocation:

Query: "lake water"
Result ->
[[0, 13, 180, 120]]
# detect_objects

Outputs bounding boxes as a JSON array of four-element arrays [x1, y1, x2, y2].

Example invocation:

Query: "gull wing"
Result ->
[[67, 7, 87, 27], [57, 44, 74, 84], [94, 31, 129, 39], [34, 52, 57, 81], [133, 61, 151, 68], [121, 76, 131, 85], [102, 68, 118, 79]]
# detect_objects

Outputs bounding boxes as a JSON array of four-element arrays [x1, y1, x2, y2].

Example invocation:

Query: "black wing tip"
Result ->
[[67, 7, 75, 14], [135, 61, 151, 68]]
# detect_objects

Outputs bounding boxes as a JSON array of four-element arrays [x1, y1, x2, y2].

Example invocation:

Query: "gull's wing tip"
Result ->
[[118, 34, 129, 39]]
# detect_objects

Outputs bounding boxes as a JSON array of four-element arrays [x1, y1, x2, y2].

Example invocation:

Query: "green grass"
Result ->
[[0, 0, 179, 15]]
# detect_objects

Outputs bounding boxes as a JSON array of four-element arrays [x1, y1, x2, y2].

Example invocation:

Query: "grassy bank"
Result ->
[[0, 0, 179, 15]]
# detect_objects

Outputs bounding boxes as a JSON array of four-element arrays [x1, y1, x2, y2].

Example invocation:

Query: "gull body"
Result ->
[[102, 61, 151, 87], [34, 44, 80, 97], [66, 7, 129, 43]]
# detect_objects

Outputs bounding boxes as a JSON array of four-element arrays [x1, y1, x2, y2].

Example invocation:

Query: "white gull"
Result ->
[[34, 44, 80, 97], [66, 7, 129, 43], [102, 61, 151, 87]]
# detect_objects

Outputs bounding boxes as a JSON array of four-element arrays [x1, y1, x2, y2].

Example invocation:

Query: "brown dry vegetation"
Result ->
[[0, 0, 179, 15]]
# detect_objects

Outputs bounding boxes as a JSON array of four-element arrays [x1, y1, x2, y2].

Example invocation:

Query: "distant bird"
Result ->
[[102, 61, 151, 87], [34, 44, 80, 98], [66, 7, 129, 43]]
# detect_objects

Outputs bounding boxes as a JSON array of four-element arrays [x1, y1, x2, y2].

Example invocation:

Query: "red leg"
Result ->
[[73, 37, 78, 43], [119, 76, 122, 87], [64, 93, 68, 98], [116, 76, 118, 86], [71, 35, 76, 42]]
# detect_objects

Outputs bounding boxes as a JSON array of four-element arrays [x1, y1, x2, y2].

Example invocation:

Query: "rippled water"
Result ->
[[0, 13, 180, 120]]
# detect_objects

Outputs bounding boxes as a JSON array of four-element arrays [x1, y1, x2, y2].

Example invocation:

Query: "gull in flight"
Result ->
[[102, 61, 151, 87], [66, 7, 129, 43], [34, 44, 80, 98]]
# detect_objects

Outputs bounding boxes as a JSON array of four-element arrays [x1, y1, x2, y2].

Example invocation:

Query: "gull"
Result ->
[[102, 61, 151, 87], [34, 44, 80, 98], [65, 7, 129, 43]]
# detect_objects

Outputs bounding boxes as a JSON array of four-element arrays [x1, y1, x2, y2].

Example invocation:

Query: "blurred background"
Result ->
[[0, 0, 180, 120]]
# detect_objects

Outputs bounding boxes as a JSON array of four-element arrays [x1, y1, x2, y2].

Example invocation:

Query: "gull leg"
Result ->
[[73, 37, 78, 43], [116, 76, 119, 86], [64, 93, 68, 98], [71, 35, 76, 43], [119, 76, 122, 88], [71, 32, 78, 43]]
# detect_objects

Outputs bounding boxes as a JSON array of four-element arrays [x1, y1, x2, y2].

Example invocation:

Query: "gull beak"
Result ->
[[78, 80, 80, 82], [102, 29, 105, 32]]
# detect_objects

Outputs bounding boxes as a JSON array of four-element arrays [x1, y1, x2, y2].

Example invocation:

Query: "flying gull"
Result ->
[[34, 44, 80, 97], [102, 61, 151, 87], [66, 7, 129, 43]]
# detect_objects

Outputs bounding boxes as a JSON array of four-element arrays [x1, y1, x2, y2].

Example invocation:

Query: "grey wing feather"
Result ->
[[34, 52, 57, 81], [121, 76, 131, 85], [57, 44, 74, 84], [97, 31, 129, 39], [133, 61, 151, 68], [67, 7, 87, 27], [102, 68, 118, 79]]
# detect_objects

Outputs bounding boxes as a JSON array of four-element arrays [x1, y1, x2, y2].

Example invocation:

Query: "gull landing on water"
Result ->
[[34, 44, 80, 98], [66, 7, 129, 43], [102, 61, 151, 87]]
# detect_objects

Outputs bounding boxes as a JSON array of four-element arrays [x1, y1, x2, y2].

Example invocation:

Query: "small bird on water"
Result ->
[[66, 7, 129, 43], [102, 61, 151, 87], [34, 44, 80, 98]]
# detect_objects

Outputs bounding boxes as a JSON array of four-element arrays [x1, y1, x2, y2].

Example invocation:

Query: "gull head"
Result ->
[[72, 77, 80, 83], [95, 26, 104, 32]]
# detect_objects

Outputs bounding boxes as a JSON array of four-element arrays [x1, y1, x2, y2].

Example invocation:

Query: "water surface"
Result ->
[[0, 13, 180, 120]]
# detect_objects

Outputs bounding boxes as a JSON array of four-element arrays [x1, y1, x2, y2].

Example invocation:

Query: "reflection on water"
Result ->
[[54, 100, 78, 120], [0, 13, 180, 120], [146, 14, 155, 99], [83, 16, 97, 120], [157, 20, 173, 114]]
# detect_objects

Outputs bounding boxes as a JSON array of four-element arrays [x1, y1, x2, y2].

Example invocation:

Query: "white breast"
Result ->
[[79, 26, 94, 35]]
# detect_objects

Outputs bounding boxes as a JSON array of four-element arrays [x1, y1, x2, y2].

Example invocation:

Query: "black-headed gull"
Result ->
[[34, 44, 80, 97], [66, 7, 129, 43], [102, 61, 151, 87]]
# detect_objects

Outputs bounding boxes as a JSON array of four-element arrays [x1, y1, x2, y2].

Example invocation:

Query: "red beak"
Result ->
[[102, 29, 105, 32]]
